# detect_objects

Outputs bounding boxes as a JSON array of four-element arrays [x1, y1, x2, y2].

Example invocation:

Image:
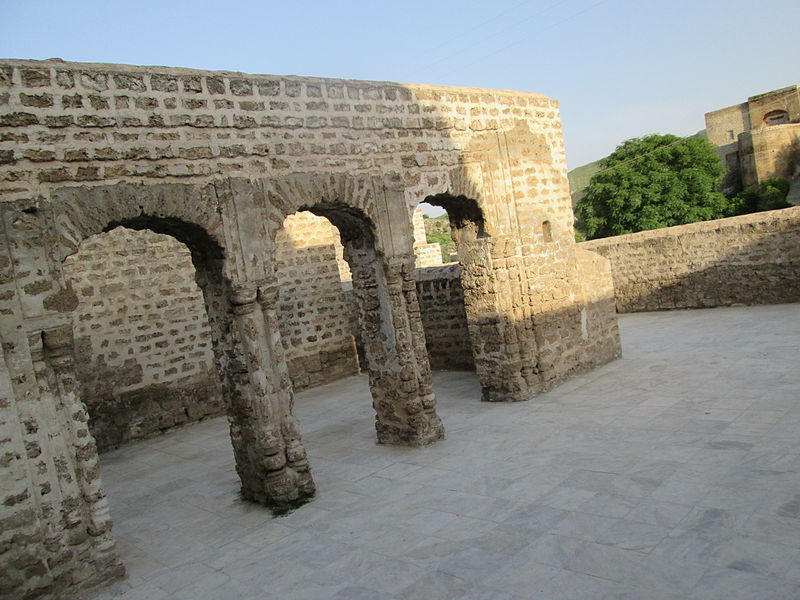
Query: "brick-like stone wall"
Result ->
[[0, 58, 622, 600], [705, 85, 799, 191], [739, 123, 800, 188], [0, 59, 572, 234], [276, 212, 359, 390], [415, 265, 474, 370], [580, 207, 800, 312], [63, 227, 223, 451]]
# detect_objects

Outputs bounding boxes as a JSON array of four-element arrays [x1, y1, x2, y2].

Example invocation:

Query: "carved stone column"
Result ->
[[227, 283, 315, 508], [257, 281, 315, 500], [347, 246, 444, 445], [39, 325, 124, 579]]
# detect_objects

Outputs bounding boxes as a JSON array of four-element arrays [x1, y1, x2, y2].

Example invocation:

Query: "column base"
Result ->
[[239, 466, 316, 512], [376, 413, 445, 446], [481, 388, 535, 402]]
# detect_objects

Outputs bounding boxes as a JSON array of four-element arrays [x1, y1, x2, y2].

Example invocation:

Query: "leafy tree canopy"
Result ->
[[575, 134, 730, 239], [727, 177, 791, 215]]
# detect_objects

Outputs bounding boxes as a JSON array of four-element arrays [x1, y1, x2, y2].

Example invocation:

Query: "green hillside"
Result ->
[[567, 159, 601, 206]]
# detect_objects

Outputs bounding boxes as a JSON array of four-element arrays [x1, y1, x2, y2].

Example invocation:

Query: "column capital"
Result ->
[[229, 284, 258, 306], [42, 325, 73, 353]]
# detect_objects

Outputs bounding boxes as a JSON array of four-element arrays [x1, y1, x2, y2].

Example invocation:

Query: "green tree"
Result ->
[[426, 229, 456, 262], [726, 177, 791, 215], [575, 134, 730, 239]]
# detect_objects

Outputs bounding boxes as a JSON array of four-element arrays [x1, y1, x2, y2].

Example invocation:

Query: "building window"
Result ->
[[727, 130, 735, 140], [763, 110, 790, 126], [542, 220, 553, 243]]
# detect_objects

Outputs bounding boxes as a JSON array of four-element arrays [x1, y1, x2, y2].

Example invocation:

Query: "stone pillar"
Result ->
[[347, 245, 444, 445], [34, 326, 124, 588], [459, 236, 543, 402], [226, 283, 315, 508], [257, 281, 315, 498]]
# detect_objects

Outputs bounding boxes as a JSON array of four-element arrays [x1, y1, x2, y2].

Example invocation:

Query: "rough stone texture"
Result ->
[[63, 227, 223, 451], [275, 212, 359, 390], [0, 58, 620, 600], [581, 207, 800, 312], [415, 264, 474, 370]]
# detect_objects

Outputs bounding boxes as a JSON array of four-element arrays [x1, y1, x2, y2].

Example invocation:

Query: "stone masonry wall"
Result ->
[[0, 58, 598, 402], [63, 227, 223, 451], [580, 207, 800, 312], [415, 264, 474, 370], [0, 58, 575, 240], [275, 212, 359, 390], [0, 58, 622, 600]]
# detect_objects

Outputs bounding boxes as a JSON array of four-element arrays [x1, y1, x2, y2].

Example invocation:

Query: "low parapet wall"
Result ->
[[580, 207, 800, 312]]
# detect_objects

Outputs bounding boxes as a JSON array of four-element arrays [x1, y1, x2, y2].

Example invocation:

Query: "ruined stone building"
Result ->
[[705, 84, 800, 193], [0, 58, 626, 599]]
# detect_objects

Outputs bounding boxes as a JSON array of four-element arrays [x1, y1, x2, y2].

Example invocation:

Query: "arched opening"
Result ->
[[275, 202, 444, 446], [415, 198, 477, 374], [764, 109, 790, 126], [417, 193, 544, 404], [274, 211, 360, 391], [542, 220, 553, 244], [60, 210, 314, 507], [53, 222, 242, 584], [416, 193, 487, 388], [63, 226, 224, 451], [423, 194, 487, 244]]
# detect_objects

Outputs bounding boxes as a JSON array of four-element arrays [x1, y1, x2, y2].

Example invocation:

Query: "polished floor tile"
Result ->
[[87, 304, 800, 599]]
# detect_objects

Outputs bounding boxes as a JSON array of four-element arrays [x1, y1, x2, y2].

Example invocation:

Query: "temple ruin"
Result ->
[[0, 58, 623, 599]]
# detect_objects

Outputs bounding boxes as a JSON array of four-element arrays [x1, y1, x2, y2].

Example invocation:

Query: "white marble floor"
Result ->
[[88, 304, 800, 599]]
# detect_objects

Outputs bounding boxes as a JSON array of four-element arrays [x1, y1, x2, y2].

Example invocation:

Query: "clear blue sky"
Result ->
[[1, 0, 798, 169]]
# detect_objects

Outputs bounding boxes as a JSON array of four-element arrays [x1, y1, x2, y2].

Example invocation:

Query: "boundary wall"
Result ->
[[580, 208, 800, 312]]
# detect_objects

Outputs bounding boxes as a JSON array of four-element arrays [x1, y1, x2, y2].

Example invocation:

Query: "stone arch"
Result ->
[[264, 172, 381, 251], [412, 164, 550, 402], [267, 173, 444, 445], [423, 193, 487, 243], [63, 226, 225, 451], [419, 190, 540, 403], [764, 109, 790, 126], [12, 181, 315, 510]]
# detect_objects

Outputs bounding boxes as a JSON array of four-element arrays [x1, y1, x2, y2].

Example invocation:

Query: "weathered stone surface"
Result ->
[[0, 58, 621, 600], [581, 208, 800, 312], [275, 212, 360, 390], [64, 227, 224, 451], [415, 264, 474, 370], [705, 85, 800, 192]]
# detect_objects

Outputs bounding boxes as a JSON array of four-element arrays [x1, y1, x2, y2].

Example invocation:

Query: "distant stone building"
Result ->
[[705, 84, 800, 193]]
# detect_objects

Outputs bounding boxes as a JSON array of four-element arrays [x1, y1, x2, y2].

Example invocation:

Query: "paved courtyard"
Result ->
[[89, 304, 800, 600]]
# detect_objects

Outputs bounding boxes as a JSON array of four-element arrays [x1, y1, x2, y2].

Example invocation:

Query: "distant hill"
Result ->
[[567, 130, 708, 206], [567, 159, 601, 207]]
